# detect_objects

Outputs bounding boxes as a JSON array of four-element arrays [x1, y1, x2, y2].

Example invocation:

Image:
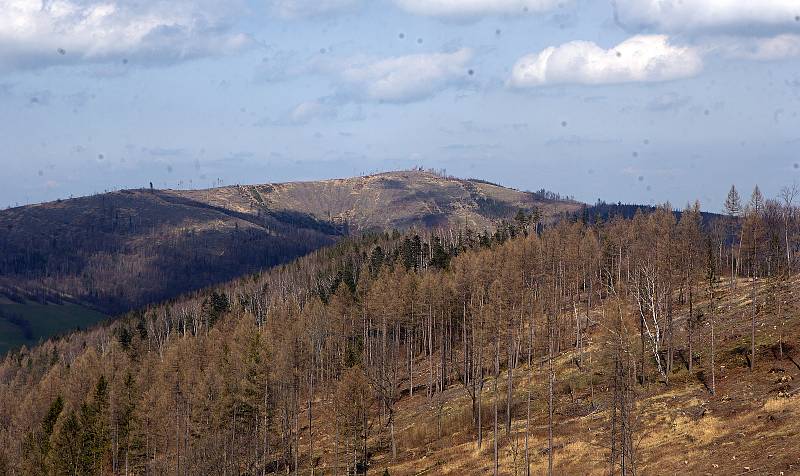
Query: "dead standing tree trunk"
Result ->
[[609, 300, 637, 476]]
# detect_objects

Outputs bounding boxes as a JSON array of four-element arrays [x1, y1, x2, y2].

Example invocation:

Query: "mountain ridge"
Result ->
[[168, 170, 579, 232], [0, 170, 579, 353]]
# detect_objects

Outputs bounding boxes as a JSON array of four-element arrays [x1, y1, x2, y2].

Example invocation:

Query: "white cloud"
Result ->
[[0, 0, 250, 72], [509, 35, 702, 87], [268, 0, 363, 18], [337, 48, 473, 102], [613, 0, 800, 34], [394, 0, 565, 18], [714, 34, 800, 61]]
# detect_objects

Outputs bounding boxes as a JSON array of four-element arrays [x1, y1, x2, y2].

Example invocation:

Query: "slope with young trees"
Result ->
[[1, 183, 798, 475]]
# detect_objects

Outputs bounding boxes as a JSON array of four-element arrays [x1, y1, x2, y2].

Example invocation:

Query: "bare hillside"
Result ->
[[176, 170, 579, 232]]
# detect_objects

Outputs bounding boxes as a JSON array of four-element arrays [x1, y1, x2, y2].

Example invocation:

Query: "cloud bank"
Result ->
[[714, 34, 800, 61], [393, 0, 566, 18], [613, 0, 800, 34], [338, 48, 473, 102], [509, 35, 702, 87], [0, 0, 249, 71]]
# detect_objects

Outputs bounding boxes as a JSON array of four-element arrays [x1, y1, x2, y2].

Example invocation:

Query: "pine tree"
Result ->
[[51, 410, 82, 475], [724, 185, 742, 218], [429, 237, 449, 269], [78, 375, 111, 473], [724, 185, 743, 289], [22, 395, 63, 474]]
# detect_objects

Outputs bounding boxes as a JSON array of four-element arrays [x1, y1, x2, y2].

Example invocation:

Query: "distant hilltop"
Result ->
[[0, 170, 579, 318]]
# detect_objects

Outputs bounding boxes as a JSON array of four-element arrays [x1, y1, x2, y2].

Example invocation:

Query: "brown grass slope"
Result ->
[[304, 276, 800, 476]]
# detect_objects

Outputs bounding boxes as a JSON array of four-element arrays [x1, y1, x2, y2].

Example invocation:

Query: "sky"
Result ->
[[1, 0, 799, 211]]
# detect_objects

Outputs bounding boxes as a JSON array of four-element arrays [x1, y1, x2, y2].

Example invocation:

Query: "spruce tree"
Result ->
[[22, 395, 63, 474], [52, 411, 82, 475]]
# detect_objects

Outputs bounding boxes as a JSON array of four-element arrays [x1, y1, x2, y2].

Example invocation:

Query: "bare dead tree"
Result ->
[[608, 298, 637, 476]]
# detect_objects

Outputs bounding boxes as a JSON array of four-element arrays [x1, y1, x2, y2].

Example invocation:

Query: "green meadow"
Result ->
[[0, 300, 107, 355]]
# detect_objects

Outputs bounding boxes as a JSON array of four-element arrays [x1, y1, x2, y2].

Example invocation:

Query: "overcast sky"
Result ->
[[1, 0, 799, 210]]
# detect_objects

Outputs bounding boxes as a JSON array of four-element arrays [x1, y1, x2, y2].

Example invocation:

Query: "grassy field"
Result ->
[[0, 301, 107, 355]]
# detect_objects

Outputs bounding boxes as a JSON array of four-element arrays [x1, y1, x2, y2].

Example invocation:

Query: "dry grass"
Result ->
[[249, 170, 579, 232], [295, 276, 800, 476], [763, 393, 800, 413]]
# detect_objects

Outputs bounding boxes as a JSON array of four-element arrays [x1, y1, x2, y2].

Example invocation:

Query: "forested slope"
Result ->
[[2, 186, 799, 475], [0, 170, 576, 348], [0, 170, 576, 355], [0, 188, 339, 314]]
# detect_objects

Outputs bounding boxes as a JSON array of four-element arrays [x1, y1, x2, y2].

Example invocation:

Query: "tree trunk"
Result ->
[[506, 312, 513, 436], [688, 282, 693, 375], [710, 309, 716, 396], [525, 372, 531, 476], [493, 340, 499, 476], [547, 317, 554, 476], [751, 271, 757, 371], [308, 370, 314, 476]]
